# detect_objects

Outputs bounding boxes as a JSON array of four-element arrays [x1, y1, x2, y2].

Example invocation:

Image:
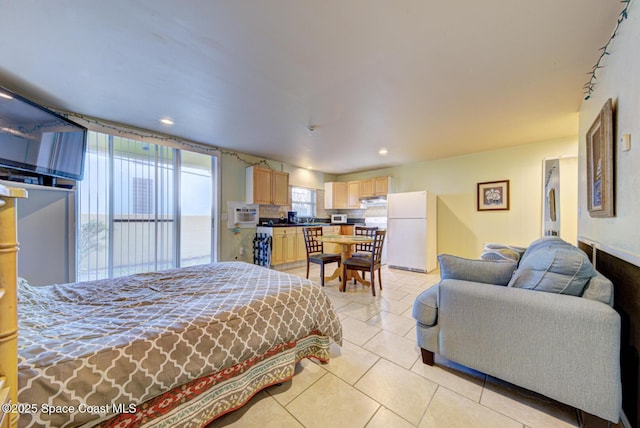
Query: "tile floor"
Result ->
[[208, 265, 619, 428]]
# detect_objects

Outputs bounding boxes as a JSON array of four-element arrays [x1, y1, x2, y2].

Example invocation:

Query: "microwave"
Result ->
[[331, 214, 348, 224]]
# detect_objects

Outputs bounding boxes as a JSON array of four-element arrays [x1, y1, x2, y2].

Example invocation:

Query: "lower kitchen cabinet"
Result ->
[[262, 225, 348, 269], [272, 227, 307, 265]]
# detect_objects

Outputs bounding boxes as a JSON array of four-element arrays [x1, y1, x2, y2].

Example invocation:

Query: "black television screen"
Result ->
[[0, 86, 87, 181]]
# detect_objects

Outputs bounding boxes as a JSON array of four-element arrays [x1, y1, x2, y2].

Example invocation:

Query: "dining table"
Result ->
[[319, 234, 374, 292]]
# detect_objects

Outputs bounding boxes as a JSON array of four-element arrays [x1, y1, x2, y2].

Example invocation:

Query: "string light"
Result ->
[[60, 112, 271, 169], [583, 0, 631, 100]]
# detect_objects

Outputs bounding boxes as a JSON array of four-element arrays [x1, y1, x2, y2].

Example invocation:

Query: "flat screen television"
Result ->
[[0, 86, 87, 181]]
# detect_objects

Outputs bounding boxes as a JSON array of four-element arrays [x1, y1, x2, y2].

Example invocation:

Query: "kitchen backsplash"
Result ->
[[258, 188, 367, 220]]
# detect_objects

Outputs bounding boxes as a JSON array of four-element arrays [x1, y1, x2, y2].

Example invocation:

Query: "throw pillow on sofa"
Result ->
[[480, 243, 527, 262], [507, 239, 596, 296], [438, 254, 517, 286]]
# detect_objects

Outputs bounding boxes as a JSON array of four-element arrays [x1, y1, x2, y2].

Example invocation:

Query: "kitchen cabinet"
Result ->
[[340, 225, 354, 235], [246, 166, 289, 205], [347, 181, 361, 208], [360, 179, 374, 198], [272, 227, 300, 265], [374, 176, 393, 196], [324, 182, 347, 209], [296, 229, 307, 261], [322, 226, 341, 254]]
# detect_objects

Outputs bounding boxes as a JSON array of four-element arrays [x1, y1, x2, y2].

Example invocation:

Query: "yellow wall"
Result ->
[[217, 137, 578, 261], [338, 138, 577, 258]]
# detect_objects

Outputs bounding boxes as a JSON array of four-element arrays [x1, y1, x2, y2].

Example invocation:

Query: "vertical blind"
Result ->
[[77, 131, 214, 281]]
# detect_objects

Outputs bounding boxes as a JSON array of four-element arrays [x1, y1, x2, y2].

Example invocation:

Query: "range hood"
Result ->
[[359, 195, 387, 206]]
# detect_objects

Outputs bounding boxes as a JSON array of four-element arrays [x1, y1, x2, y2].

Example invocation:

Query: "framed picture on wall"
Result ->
[[586, 98, 614, 218], [477, 180, 510, 211]]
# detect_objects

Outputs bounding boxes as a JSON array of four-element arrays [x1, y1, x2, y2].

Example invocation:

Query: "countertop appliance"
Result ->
[[287, 211, 298, 224], [331, 214, 347, 224], [386, 190, 437, 273]]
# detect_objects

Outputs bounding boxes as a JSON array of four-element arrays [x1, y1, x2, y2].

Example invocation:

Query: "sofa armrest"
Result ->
[[437, 279, 621, 422]]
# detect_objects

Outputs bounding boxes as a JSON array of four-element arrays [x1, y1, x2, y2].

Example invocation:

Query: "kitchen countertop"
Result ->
[[257, 223, 362, 228]]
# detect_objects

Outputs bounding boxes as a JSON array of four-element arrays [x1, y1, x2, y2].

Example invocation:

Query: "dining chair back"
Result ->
[[303, 227, 341, 287], [353, 226, 378, 257], [341, 230, 386, 296]]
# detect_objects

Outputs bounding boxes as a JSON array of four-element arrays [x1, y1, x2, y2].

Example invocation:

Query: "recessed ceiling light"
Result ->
[[160, 118, 174, 126], [378, 148, 388, 156]]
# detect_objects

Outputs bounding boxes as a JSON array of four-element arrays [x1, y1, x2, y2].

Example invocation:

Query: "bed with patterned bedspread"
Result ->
[[17, 261, 342, 427]]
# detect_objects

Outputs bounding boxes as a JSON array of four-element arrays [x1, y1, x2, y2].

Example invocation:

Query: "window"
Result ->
[[291, 186, 316, 218], [77, 131, 216, 281], [132, 177, 153, 214]]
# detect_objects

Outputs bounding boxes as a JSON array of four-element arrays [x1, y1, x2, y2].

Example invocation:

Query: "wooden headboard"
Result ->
[[0, 184, 27, 428]]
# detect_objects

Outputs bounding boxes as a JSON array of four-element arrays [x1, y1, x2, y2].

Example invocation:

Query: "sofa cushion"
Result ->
[[438, 254, 517, 286], [582, 273, 614, 306], [508, 238, 596, 296], [413, 286, 439, 326], [480, 243, 527, 262]]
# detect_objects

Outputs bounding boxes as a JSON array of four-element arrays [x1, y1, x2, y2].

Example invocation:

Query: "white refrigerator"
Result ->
[[386, 190, 437, 273]]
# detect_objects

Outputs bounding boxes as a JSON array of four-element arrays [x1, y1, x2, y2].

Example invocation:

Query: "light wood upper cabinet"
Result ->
[[272, 171, 289, 205], [246, 166, 289, 205], [374, 176, 393, 196], [347, 181, 361, 208], [324, 182, 348, 209], [360, 179, 374, 198]]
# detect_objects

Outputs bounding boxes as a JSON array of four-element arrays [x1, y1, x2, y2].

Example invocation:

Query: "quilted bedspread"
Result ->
[[17, 261, 342, 427]]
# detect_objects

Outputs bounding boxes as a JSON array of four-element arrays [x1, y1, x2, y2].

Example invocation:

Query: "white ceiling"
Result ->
[[0, 1, 623, 174]]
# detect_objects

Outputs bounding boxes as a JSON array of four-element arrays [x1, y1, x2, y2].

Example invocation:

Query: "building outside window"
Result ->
[[77, 131, 216, 281]]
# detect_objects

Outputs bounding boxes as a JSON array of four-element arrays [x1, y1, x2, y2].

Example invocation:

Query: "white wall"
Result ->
[[339, 138, 578, 258], [578, 1, 640, 261], [4, 181, 76, 286]]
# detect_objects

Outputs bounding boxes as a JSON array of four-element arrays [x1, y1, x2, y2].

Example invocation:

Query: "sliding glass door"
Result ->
[[77, 131, 216, 281]]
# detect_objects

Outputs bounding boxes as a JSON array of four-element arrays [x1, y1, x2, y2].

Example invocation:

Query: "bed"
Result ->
[[8, 246, 341, 427]]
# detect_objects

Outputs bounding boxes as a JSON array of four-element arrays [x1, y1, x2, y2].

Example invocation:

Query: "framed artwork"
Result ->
[[586, 98, 614, 217], [477, 180, 510, 211]]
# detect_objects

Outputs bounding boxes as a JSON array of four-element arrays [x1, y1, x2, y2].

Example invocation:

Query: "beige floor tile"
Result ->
[[355, 358, 438, 425], [420, 387, 523, 428], [268, 359, 327, 406], [400, 305, 415, 320], [403, 324, 417, 340], [263, 266, 591, 428], [363, 330, 420, 369], [410, 357, 485, 402], [337, 301, 380, 322], [286, 372, 380, 428], [206, 390, 302, 427], [372, 287, 408, 301], [368, 298, 413, 316], [324, 292, 352, 310], [366, 310, 415, 336], [480, 377, 578, 428], [319, 340, 380, 385], [366, 407, 415, 428], [339, 316, 382, 346]]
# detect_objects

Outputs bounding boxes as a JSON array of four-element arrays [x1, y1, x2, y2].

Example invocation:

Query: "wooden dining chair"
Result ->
[[303, 227, 341, 287], [341, 230, 386, 296], [352, 226, 378, 258]]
